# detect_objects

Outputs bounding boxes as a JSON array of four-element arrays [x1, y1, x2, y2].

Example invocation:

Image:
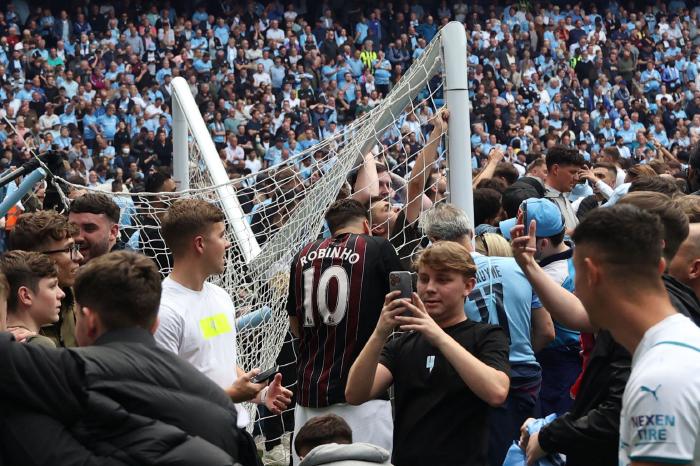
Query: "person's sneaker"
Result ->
[[263, 444, 288, 466]]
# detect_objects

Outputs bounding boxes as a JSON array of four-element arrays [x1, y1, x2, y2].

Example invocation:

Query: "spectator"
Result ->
[[420, 202, 554, 465], [1, 250, 64, 347], [155, 199, 292, 464], [287, 199, 403, 463], [68, 192, 122, 263], [518, 199, 581, 417], [574, 162, 617, 219], [669, 219, 700, 302], [10, 210, 82, 347], [544, 145, 586, 232], [571, 206, 700, 466], [617, 192, 700, 324], [295, 414, 392, 466], [346, 241, 510, 466]]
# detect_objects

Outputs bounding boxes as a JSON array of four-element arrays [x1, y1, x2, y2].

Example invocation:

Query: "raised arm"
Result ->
[[653, 138, 680, 164], [406, 109, 447, 224], [351, 150, 380, 206], [472, 147, 505, 187], [511, 220, 595, 333], [578, 167, 614, 200]]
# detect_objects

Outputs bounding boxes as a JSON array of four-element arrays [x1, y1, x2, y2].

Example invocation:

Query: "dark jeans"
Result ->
[[536, 345, 582, 418], [488, 364, 541, 466]]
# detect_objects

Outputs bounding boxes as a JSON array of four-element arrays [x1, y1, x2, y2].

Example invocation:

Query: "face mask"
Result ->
[[123, 148, 130, 154]]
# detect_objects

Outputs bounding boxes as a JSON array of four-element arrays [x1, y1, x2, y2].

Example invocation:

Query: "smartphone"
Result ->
[[390, 271, 414, 319], [521, 201, 529, 235], [389, 271, 413, 299], [250, 365, 279, 384]]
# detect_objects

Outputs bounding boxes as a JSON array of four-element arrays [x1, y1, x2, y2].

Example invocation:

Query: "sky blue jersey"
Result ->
[[465, 252, 542, 367]]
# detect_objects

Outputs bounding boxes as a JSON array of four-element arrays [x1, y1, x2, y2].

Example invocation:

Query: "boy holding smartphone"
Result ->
[[346, 241, 510, 466]]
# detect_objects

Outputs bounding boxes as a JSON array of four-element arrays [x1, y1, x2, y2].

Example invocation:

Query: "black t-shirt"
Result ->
[[390, 209, 425, 270], [380, 320, 510, 466], [286, 233, 403, 407]]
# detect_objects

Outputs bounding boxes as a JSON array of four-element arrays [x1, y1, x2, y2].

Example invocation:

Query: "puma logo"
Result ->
[[640, 384, 661, 401]]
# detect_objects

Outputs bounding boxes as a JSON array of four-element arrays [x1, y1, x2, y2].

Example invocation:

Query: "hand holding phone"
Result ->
[[389, 271, 414, 319]]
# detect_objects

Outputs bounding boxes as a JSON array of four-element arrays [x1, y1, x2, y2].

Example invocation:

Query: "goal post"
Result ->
[[170, 76, 261, 264], [442, 21, 474, 225]]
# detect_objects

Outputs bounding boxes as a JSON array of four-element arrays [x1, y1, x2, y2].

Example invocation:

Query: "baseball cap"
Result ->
[[499, 198, 565, 239]]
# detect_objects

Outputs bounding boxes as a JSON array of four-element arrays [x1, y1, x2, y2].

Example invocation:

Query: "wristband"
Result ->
[[260, 386, 270, 404]]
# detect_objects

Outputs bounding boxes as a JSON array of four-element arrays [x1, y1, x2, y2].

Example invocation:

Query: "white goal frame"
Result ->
[[170, 76, 262, 264]]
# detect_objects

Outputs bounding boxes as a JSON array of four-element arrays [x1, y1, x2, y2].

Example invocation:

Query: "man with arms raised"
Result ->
[[287, 198, 403, 462], [155, 199, 292, 465], [354, 110, 449, 266], [69, 192, 122, 263], [346, 241, 510, 466]]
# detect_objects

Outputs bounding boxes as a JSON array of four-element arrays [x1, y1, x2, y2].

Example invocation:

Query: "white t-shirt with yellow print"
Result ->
[[155, 276, 249, 427]]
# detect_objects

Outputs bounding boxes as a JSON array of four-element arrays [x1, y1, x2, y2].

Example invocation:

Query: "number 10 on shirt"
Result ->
[[302, 266, 350, 327]]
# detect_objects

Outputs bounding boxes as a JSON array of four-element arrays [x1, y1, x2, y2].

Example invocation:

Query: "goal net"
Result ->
[[58, 21, 469, 454]]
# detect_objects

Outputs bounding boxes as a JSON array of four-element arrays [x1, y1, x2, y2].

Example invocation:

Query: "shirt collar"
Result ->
[[538, 246, 573, 268], [545, 183, 563, 196]]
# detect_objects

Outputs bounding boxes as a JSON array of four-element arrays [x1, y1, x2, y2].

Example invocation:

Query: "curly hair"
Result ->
[[10, 211, 78, 252]]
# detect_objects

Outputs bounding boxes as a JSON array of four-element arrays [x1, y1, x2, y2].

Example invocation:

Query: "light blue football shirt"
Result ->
[[465, 252, 542, 367]]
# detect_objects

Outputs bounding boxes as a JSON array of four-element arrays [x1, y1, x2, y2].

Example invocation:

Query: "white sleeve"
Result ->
[[624, 368, 700, 464], [594, 180, 615, 200], [154, 305, 185, 354]]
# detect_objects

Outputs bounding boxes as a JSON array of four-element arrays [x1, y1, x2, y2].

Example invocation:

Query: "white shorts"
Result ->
[[292, 399, 393, 464]]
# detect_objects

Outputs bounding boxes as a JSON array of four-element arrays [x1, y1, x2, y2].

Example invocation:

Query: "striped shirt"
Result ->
[[286, 233, 403, 407]]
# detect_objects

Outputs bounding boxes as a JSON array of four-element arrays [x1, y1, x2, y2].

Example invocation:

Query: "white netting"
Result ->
[[57, 25, 458, 456]]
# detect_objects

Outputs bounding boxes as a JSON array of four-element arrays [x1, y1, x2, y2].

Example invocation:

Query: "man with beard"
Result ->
[[69, 192, 122, 264]]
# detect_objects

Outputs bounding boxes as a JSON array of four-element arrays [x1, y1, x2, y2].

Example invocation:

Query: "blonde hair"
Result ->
[[413, 241, 477, 279], [475, 233, 513, 257]]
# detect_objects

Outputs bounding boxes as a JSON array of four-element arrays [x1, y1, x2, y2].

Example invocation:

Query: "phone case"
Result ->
[[389, 272, 413, 299]]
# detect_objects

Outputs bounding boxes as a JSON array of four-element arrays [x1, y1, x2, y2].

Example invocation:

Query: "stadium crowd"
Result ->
[[1, 1, 700, 466]]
